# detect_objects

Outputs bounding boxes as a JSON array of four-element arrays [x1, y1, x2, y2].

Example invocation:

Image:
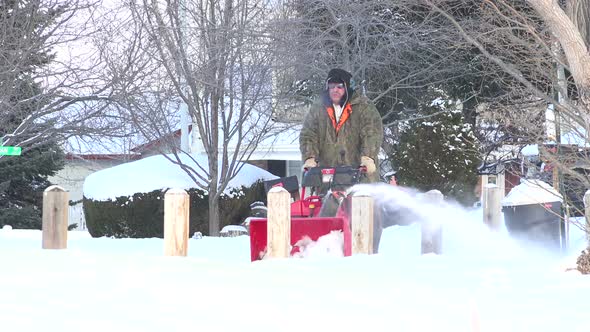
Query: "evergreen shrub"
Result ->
[[83, 181, 265, 238], [0, 206, 41, 229], [0, 144, 64, 229], [392, 92, 480, 206]]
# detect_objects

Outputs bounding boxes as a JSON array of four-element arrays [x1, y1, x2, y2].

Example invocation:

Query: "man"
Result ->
[[299, 68, 384, 252], [299, 68, 383, 182]]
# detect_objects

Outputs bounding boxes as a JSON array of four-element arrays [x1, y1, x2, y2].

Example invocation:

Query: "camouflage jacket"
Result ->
[[299, 91, 383, 182]]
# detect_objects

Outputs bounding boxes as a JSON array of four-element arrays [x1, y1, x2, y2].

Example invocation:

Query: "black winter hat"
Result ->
[[326, 68, 352, 88]]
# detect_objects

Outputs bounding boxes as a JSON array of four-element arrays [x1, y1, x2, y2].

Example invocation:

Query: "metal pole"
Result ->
[[555, 63, 566, 250]]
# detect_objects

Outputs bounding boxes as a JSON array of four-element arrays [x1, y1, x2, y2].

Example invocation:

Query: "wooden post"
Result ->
[[266, 187, 291, 258], [164, 188, 189, 256], [352, 195, 374, 254], [421, 189, 443, 255], [584, 190, 590, 243], [480, 175, 489, 206], [483, 184, 502, 231], [42, 185, 69, 249]]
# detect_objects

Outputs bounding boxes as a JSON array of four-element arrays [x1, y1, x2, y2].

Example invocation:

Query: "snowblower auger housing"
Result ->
[[248, 165, 366, 261]]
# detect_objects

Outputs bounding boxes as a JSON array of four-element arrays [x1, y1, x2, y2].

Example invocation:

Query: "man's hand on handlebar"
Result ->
[[360, 156, 376, 174], [303, 157, 317, 170]]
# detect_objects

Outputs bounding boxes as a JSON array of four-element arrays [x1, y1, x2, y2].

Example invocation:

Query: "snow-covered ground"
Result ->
[[1, 198, 589, 332]]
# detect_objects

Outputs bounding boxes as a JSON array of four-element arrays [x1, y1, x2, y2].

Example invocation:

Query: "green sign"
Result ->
[[0, 146, 21, 156]]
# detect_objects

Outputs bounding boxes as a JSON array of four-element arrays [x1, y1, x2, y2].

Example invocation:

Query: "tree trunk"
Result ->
[[208, 148, 220, 236], [527, 0, 590, 94], [566, 0, 590, 50], [208, 189, 220, 237], [565, 0, 590, 109]]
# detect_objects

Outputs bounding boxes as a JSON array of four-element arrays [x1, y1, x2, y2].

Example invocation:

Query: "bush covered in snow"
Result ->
[[0, 206, 42, 230], [81, 153, 277, 238], [83, 181, 265, 238]]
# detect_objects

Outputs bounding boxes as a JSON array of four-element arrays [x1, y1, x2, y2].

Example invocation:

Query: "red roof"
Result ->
[[130, 127, 187, 153], [65, 153, 141, 161]]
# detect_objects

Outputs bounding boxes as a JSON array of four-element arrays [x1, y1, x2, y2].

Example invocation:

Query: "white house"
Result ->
[[134, 122, 304, 180], [48, 136, 143, 230], [48, 153, 140, 230], [49, 126, 302, 229]]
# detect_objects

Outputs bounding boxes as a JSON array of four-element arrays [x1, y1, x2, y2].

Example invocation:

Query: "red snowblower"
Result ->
[[248, 165, 366, 261]]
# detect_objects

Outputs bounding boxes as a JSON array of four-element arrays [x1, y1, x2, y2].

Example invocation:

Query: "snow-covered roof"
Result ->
[[502, 179, 562, 206], [65, 135, 145, 157], [83, 153, 278, 201]]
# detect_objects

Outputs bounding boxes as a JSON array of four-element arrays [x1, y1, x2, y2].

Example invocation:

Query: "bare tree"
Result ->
[[412, 0, 590, 217], [565, 0, 590, 48], [104, 0, 275, 235], [272, 0, 480, 121], [274, 0, 540, 148], [525, 0, 590, 103], [272, 0, 518, 186], [0, 0, 131, 161]]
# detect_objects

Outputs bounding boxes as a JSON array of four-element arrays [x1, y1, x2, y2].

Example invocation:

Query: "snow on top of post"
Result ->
[[165, 188, 188, 195], [45, 185, 66, 193], [268, 186, 288, 194]]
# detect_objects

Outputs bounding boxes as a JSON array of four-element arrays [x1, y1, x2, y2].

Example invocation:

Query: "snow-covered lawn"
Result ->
[[1, 204, 589, 332]]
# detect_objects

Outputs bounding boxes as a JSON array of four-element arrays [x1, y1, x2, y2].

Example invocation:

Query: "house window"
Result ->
[[262, 160, 303, 184], [287, 160, 303, 183]]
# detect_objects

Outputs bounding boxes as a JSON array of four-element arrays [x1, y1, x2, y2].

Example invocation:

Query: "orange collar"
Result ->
[[326, 103, 352, 133]]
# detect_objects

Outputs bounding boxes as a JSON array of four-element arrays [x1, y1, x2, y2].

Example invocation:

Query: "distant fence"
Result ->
[[42, 186, 448, 256]]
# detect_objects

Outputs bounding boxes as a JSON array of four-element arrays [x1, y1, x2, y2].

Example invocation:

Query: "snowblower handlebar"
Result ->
[[302, 165, 367, 173], [301, 165, 366, 189]]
